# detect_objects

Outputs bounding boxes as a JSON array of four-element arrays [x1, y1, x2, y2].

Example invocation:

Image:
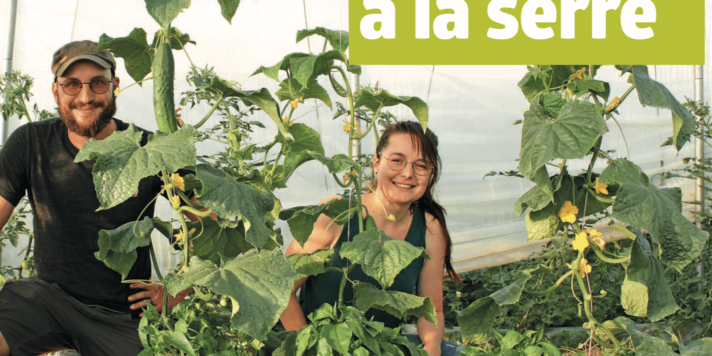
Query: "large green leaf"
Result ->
[[458, 267, 542, 344], [270, 123, 325, 190], [168, 252, 294, 341], [631, 65, 695, 150], [161, 330, 196, 356], [203, 77, 287, 138], [458, 297, 500, 345], [680, 338, 712, 355], [353, 283, 437, 324], [250, 53, 311, 82], [515, 166, 555, 217], [95, 217, 154, 279], [291, 51, 346, 88], [519, 101, 607, 179], [321, 323, 352, 356], [145, 0, 191, 28], [98, 28, 152, 83], [75, 125, 197, 210], [615, 317, 677, 356], [523, 174, 609, 240], [310, 152, 360, 174], [600, 159, 708, 272], [187, 217, 252, 262], [276, 78, 332, 109], [341, 229, 429, 289], [622, 237, 679, 322], [518, 65, 599, 103], [150, 27, 196, 50], [195, 164, 274, 249], [296, 27, 349, 51], [279, 198, 355, 246], [216, 0, 240, 24], [355, 89, 428, 132], [287, 249, 333, 282]]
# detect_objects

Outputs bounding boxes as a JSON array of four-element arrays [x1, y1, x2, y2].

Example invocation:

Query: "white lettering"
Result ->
[[433, 0, 469, 39], [360, 0, 396, 39], [561, 0, 590, 39], [592, 0, 621, 39], [487, 0, 519, 40], [621, 0, 656, 39], [415, 0, 430, 38], [521, 0, 557, 40]]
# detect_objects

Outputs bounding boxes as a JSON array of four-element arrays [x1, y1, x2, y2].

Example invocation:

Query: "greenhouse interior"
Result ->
[[1, 0, 712, 355]]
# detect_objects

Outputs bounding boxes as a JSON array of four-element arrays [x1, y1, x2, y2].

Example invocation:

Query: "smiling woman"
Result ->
[[280, 121, 462, 356]]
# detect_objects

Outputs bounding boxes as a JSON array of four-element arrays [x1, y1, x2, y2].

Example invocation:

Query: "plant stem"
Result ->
[[333, 66, 355, 156], [177, 206, 213, 218], [194, 96, 223, 129], [585, 137, 603, 184], [354, 176, 364, 233], [149, 243, 164, 281], [590, 246, 630, 264], [575, 273, 621, 350], [523, 270, 574, 296]]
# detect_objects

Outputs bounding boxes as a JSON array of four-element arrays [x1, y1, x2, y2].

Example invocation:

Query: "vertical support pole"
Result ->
[[0, 0, 19, 267], [2, 0, 19, 145], [695, 65, 705, 286], [350, 72, 360, 160]]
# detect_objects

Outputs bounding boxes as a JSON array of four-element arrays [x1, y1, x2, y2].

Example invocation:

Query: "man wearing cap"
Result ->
[[0, 40, 191, 355]]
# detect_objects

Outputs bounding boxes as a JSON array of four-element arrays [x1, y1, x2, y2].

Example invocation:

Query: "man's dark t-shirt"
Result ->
[[0, 118, 163, 313]]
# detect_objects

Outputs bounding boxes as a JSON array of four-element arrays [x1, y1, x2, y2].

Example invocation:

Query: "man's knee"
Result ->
[[0, 331, 10, 356]]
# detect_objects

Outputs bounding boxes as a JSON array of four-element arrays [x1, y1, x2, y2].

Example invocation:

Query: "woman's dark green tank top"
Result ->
[[299, 205, 427, 328]]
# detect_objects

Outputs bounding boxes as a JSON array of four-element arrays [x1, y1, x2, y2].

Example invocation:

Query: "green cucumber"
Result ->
[[153, 38, 178, 133]]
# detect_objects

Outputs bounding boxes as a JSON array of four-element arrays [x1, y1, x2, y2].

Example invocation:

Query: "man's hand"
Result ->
[[128, 282, 190, 316]]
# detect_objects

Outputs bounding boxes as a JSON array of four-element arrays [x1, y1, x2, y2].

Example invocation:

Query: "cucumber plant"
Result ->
[[77, 0, 436, 354], [457, 65, 711, 354]]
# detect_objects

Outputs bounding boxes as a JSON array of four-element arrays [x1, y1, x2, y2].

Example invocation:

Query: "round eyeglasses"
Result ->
[[383, 155, 432, 176], [58, 76, 111, 96]]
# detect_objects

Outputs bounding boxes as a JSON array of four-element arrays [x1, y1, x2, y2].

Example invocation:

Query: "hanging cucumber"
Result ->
[[153, 30, 178, 134]]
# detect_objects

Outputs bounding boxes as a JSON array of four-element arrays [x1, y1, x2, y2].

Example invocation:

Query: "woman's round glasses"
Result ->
[[384, 155, 432, 176], [58, 77, 111, 96]]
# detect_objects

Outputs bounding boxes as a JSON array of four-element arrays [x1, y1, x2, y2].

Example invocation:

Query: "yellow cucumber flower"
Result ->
[[579, 258, 592, 275], [343, 124, 350, 132], [586, 228, 606, 249], [572, 231, 589, 253], [172, 173, 185, 190], [606, 97, 621, 112], [595, 177, 609, 195], [289, 99, 299, 109], [569, 67, 586, 80], [170, 195, 180, 207], [559, 201, 578, 223]]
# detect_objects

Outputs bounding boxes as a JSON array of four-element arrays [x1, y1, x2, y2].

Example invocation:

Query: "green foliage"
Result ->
[[0, 71, 56, 122], [519, 100, 607, 179], [95, 217, 154, 280], [74, 125, 198, 210], [621, 235, 679, 322], [195, 164, 275, 249], [164, 251, 294, 341], [341, 227, 430, 289], [353, 283, 437, 324], [272, 304, 426, 356], [461, 329, 560, 356], [600, 159, 708, 272], [99, 29, 153, 83]]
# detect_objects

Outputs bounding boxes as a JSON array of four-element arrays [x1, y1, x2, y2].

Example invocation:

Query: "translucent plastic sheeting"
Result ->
[[0, 0, 709, 275]]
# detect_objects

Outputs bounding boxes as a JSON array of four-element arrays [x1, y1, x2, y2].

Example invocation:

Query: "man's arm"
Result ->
[[0, 196, 15, 232]]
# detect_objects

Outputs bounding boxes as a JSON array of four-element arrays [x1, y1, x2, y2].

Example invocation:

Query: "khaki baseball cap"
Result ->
[[51, 40, 116, 77]]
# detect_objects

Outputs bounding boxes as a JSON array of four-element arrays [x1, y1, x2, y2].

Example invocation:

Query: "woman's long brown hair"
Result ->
[[375, 121, 461, 284]]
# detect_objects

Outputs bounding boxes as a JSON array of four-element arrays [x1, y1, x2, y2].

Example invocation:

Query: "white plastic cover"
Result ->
[[0, 0, 710, 275]]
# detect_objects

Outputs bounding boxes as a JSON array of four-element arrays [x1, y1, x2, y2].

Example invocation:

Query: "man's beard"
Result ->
[[59, 97, 116, 137]]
